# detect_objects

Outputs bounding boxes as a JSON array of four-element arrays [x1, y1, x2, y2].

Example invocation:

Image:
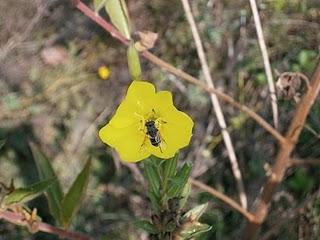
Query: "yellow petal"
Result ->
[[127, 80, 156, 100], [108, 99, 138, 128], [108, 81, 157, 128], [148, 111, 192, 159], [160, 110, 194, 149], [126, 81, 156, 116], [99, 122, 150, 162], [153, 91, 175, 116], [148, 90, 194, 158], [148, 142, 177, 159]]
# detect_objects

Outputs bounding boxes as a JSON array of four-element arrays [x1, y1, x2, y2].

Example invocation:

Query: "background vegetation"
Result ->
[[0, 0, 319, 239]]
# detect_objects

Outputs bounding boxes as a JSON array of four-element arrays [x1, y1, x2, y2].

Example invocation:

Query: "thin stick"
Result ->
[[244, 62, 320, 239], [249, 0, 279, 129], [0, 210, 91, 240], [72, 1, 285, 144], [290, 158, 320, 166], [190, 178, 255, 222], [180, 0, 247, 209]]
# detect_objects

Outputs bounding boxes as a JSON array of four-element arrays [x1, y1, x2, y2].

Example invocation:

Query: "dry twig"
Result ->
[[180, 0, 247, 209], [290, 158, 320, 166], [249, 0, 279, 129], [0, 210, 91, 240], [190, 178, 255, 222]]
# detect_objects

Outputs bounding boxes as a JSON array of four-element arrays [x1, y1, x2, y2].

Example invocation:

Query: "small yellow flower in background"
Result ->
[[98, 66, 111, 80], [99, 81, 194, 162]]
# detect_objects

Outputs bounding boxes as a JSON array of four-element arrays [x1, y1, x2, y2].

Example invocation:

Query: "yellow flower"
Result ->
[[99, 81, 194, 162], [98, 66, 111, 80]]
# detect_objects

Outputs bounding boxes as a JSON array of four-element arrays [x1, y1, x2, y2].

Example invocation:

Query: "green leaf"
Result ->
[[134, 220, 158, 234], [105, 0, 131, 39], [167, 163, 192, 198], [179, 181, 191, 210], [3, 93, 21, 111], [4, 179, 55, 206], [61, 159, 91, 228], [30, 143, 63, 224], [144, 159, 161, 196], [297, 50, 317, 73], [182, 203, 208, 222], [287, 169, 315, 193], [161, 153, 178, 191], [147, 190, 161, 212], [127, 43, 141, 80], [255, 73, 267, 86], [93, 0, 107, 13], [179, 222, 212, 239]]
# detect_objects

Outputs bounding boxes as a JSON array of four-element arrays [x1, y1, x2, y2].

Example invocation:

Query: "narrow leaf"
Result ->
[[30, 143, 63, 224], [182, 203, 208, 222], [144, 160, 161, 196], [179, 222, 212, 239], [94, 0, 107, 13], [127, 43, 141, 80], [105, 0, 131, 39], [134, 220, 158, 234], [61, 159, 91, 228], [167, 163, 192, 198], [4, 179, 55, 206], [147, 190, 161, 212], [162, 153, 179, 191], [179, 181, 191, 210]]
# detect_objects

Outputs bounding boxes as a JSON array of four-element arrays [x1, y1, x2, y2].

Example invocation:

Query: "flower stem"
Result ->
[[144, 155, 190, 240]]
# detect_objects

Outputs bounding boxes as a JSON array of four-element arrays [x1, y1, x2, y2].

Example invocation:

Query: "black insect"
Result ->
[[145, 120, 161, 147]]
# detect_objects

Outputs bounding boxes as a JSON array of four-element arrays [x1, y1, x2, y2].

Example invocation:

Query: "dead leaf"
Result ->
[[276, 72, 301, 100], [134, 31, 158, 51]]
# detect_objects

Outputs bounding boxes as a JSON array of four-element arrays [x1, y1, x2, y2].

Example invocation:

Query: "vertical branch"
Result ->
[[180, 0, 247, 209], [249, 0, 279, 129], [244, 62, 320, 239]]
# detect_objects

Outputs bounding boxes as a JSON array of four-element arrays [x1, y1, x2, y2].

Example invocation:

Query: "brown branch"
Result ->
[[189, 178, 255, 222], [290, 158, 320, 166], [73, 0, 285, 144], [244, 62, 320, 239], [0, 210, 91, 240]]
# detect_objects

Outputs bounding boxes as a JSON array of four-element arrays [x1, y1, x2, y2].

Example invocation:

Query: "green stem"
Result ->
[[127, 42, 142, 80]]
